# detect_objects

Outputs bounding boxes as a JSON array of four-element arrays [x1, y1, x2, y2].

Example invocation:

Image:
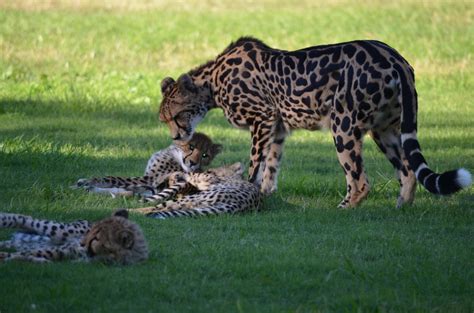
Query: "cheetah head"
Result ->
[[175, 132, 222, 172], [81, 210, 148, 265], [159, 74, 213, 142]]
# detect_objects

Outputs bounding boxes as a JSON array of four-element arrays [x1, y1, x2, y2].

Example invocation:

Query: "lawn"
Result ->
[[0, 0, 473, 312]]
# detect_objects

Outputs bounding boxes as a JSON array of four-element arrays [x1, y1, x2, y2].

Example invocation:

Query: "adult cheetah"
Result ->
[[158, 37, 471, 208]]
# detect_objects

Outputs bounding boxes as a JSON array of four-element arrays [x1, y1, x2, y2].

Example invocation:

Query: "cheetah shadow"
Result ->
[[256, 194, 301, 214]]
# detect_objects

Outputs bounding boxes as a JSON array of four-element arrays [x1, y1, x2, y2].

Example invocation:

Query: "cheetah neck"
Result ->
[[188, 60, 218, 109], [188, 59, 215, 84]]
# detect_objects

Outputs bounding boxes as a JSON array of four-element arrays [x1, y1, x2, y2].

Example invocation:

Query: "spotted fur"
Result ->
[[75, 132, 222, 197], [131, 163, 261, 218], [141, 175, 189, 203], [158, 37, 472, 208], [0, 210, 148, 264]]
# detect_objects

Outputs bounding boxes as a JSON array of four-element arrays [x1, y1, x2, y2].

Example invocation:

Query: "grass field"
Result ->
[[0, 0, 473, 312]]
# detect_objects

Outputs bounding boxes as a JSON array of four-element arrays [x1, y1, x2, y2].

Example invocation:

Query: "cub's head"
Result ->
[[159, 74, 212, 141], [206, 162, 244, 180], [81, 210, 148, 265], [175, 132, 222, 172]]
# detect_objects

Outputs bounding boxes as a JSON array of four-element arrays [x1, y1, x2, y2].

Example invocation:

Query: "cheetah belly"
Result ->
[[283, 111, 331, 130], [279, 101, 331, 131], [222, 109, 251, 130]]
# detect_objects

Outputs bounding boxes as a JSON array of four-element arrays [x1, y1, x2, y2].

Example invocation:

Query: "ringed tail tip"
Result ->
[[456, 168, 472, 189]]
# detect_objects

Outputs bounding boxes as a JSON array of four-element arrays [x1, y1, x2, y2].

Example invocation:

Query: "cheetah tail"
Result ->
[[397, 64, 472, 195]]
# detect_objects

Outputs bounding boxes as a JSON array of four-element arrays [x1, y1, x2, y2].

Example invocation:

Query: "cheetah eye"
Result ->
[[174, 111, 192, 121], [189, 144, 195, 151], [202, 153, 208, 158]]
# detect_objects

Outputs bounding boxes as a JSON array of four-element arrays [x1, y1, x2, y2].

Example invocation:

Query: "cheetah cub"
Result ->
[[0, 210, 148, 264], [131, 162, 261, 219], [75, 132, 222, 198]]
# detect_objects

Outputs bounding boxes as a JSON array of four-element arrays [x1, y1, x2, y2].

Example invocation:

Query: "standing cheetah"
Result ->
[[157, 37, 471, 208]]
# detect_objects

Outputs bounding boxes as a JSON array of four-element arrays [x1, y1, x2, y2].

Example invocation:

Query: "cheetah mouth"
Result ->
[[86, 245, 96, 257], [182, 163, 200, 172], [85, 238, 98, 257], [189, 165, 199, 172]]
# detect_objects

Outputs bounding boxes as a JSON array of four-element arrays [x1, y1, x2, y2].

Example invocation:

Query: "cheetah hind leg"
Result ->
[[146, 203, 234, 219], [131, 197, 187, 215], [0, 246, 51, 263], [371, 129, 416, 208], [74, 177, 155, 198], [129, 207, 158, 215], [73, 178, 133, 197], [260, 120, 287, 195], [87, 187, 134, 198]]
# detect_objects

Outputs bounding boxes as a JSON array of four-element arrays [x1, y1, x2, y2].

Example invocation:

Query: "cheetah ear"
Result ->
[[230, 162, 244, 175], [210, 143, 223, 156], [177, 74, 197, 94], [161, 77, 175, 94], [113, 209, 129, 219], [118, 230, 134, 249]]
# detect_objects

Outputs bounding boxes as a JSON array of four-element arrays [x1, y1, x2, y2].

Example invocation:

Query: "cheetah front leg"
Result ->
[[0, 251, 51, 263], [248, 119, 279, 194], [0, 213, 90, 243], [260, 119, 287, 194]]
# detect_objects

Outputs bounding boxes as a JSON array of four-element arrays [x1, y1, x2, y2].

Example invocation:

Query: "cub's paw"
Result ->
[[259, 181, 277, 195], [0, 252, 10, 261], [145, 212, 167, 219], [72, 178, 93, 190], [168, 172, 186, 185]]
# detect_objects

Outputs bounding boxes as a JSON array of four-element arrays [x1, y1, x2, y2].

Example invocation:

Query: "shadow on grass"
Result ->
[[1, 97, 472, 214], [0, 98, 159, 127], [259, 194, 301, 213]]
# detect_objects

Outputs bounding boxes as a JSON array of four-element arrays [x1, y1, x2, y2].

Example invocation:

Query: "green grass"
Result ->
[[0, 1, 473, 312]]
